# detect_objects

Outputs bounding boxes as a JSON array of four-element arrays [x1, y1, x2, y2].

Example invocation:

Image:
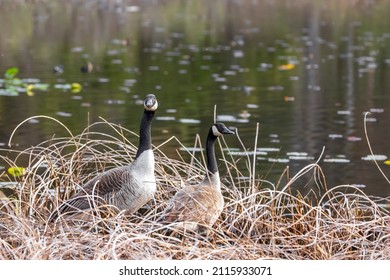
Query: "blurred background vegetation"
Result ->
[[0, 0, 390, 195]]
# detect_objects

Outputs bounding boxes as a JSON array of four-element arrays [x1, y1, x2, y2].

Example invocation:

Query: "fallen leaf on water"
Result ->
[[284, 96, 295, 102], [278, 63, 295, 70], [71, 83, 82, 93], [8, 166, 26, 177], [26, 84, 34, 96]]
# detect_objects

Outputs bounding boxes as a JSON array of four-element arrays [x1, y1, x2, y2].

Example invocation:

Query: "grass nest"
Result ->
[[0, 116, 389, 260]]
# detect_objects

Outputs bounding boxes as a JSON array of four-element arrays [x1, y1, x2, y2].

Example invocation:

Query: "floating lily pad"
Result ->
[[0, 89, 18, 96], [268, 158, 290, 163], [148, 66, 160, 71], [323, 158, 351, 163], [179, 147, 204, 152], [350, 184, 366, 188], [337, 110, 351, 115], [329, 134, 343, 139], [105, 99, 125, 105], [216, 115, 237, 122], [23, 78, 41, 83], [179, 118, 201, 124], [126, 5, 140, 12], [124, 79, 137, 86], [286, 152, 309, 156], [233, 50, 244, 58], [56, 111, 72, 117], [98, 78, 109, 83], [156, 116, 175, 121], [370, 108, 384, 113], [54, 84, 72, 90], [362, 155, 388, 161], [289, 156, 315, 160], [258, 147, 280, 152], [71, 46, 84, 52], [229, 151, 266, 156]]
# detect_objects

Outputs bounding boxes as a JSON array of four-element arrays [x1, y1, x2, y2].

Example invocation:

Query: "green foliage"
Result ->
[[5, 67, 19, 79], [2, 67, 25, 96], [1, 67, 82, 96]]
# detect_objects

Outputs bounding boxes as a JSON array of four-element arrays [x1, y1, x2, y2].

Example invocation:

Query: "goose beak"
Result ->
[[213, 123, 236, 136], [222, 127, 235, 135]]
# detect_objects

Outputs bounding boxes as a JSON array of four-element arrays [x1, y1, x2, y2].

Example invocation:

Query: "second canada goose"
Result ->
[[50, 94, 158, 221], [161, 122, 235, 232]]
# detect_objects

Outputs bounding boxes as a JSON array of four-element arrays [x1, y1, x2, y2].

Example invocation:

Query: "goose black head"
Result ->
[[211, 123, 235, 137], [144, 94, 158, 111]]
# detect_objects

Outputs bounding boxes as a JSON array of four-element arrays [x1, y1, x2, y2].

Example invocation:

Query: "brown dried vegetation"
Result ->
[[0, 117, 389, 259]]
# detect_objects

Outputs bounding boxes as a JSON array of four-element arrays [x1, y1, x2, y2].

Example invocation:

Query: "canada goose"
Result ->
[[80, 61, 93, 73], [50, 94, 158, 221], [161, 122, 235, 232], [53, 65, 64, 74]]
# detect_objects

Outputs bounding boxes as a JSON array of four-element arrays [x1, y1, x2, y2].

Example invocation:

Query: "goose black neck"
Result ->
[[205, 128, 218, 175], [135, 110, 155, 159]]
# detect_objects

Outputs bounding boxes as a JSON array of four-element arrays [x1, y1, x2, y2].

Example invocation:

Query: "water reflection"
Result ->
[[0, 0, 390, 196]]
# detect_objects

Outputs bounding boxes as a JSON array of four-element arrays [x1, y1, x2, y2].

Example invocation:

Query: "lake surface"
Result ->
[[1, 0, 390, 196]]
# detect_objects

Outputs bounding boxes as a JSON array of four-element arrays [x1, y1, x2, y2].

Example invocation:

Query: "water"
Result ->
[[1, 0, 390, 196]]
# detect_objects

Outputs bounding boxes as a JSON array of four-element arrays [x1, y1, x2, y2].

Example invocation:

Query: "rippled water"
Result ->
[[1, 0, 390, 196]]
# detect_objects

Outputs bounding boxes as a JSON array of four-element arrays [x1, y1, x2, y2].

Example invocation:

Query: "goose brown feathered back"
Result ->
[[50, 94, 158, 221], [161, 122, 235, 232]]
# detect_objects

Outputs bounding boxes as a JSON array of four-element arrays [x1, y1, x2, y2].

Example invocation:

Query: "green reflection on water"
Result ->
[[1, 0, 390, 195]]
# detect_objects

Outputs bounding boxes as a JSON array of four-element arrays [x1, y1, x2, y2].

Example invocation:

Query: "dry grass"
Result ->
[[0, 116, 389, 260]]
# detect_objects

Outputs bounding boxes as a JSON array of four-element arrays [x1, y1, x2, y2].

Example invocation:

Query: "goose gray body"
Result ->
[[161, 123, 234, 232], [50, 94, 158, 221], [63, 150, 155, 212], [162, 172, 224, 231]]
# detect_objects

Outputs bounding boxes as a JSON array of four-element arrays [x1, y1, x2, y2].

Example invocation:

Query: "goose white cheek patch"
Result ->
[[212, 125, 223, 137]]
